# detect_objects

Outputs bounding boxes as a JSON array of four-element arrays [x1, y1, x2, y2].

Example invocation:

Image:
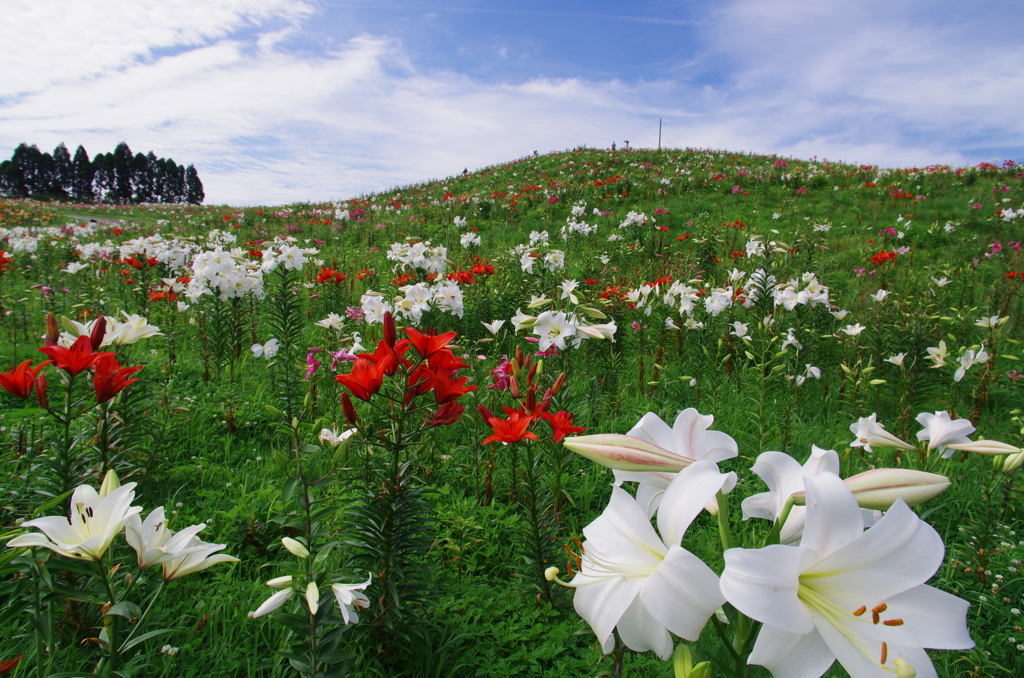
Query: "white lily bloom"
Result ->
[[925, 341, 948, 368], [886, 353, 907, 367], [722, 473, 973, 678], [870, 289, 890, 302], [730, 321, 750, 340], [841, 323, 866, 337], [571, 461, 730, 660], [319, 428, 356, 449], [7, 483, 141, 562], [850, 413, 916, 453], [332, 575, 372, 624], [974, 315, 1001, 329], [741, 446, 839, 543], [160, 532, 238, 581], [511, 309, 536, 332], [251, 338, 279, 359], [954, 346, 989, 382], [614, 409, 738, 517], [108, 313, 162, 346], [830, 309, 850, 320], [533, 310, 576, 352], [482, 319, 506, 335], [916, 411, 975, 458]]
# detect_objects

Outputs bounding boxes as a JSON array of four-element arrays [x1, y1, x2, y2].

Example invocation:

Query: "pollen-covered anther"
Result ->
[[880, 641, 888, 665], [883, 618, 904, 626], [852, 605, 867, 616], [872, 602, 888, 624]]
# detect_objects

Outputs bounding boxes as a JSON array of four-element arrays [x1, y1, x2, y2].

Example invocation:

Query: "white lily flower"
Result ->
[[974, 315, 1001, 329], [925, 341, 948, 368], [916, 411, 975, 458], [160, 532, 238, 581], [305, 581, 320, 615], [830, 309, 851, 320], [251, 338, 279, 359], [730, 321, 750, 340], [511, 309, 536, 332], [7, 483, 141, 562], [570, 461, 730, 660], [841, 323, 866, 337], [533, 310, 576, 352], [870, 289, 889, 302], [850, 413, 916, 453], [319, 428, 356, 449], [886, 353, 907, 367], [332, 575, 372, 624], [108, 312, 162, 346], [722, 473, 973, 678], [613, 409, 739, 517], [740, 446, 840, 543], [481, 319, 506, 335]]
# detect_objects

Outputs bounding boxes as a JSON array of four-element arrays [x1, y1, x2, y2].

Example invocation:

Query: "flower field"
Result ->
[[1, 147, 1023, 678]]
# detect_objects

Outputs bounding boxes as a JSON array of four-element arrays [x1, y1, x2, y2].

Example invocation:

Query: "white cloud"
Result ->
[[2, 0, 1022, 205]]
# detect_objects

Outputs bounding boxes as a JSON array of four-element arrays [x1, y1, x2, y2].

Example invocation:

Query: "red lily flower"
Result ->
[[357, 339, 410, 376], [38, 335, 114, 376], [432, 370, 477, 404], [93, 355, 143, 403], [483, 410, 538, 445], [431, 401, 465, 427], [335, 358, 386, 401], [404, 327, 457, 359], [540, 410, 586, 443], [0, 360, 50, 399]]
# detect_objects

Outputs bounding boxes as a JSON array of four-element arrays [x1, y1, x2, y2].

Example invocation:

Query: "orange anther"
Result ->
[[872, 611, 880, 624], [883, 619, 904, 627], [852, 606, 867, 616], [872, 603, 888, 614], [880, 642, 888, 665]]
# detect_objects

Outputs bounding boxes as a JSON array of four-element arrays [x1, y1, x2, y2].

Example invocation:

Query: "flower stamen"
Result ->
[[880, 642, 888, 665], [853, 605, 867, 616]]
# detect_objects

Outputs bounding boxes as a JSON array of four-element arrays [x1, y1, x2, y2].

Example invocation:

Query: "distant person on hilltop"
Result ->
[[611, 142, 616, 151]]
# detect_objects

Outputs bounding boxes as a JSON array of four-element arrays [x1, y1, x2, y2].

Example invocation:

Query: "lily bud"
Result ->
[[943, 439, 1021, 455], [1003, 450, 1024, 473], [340, 393, 358, 426], [34, 371, 48, 410], [99, 469, 121, 498], [305, 581, 320, 615], [508, 375, 520, 398], [45, 312, 59, 346], [477, 403, 493, 422], [793, 469, 950, 510], [89, 316, 107, 351], [532, 359, 543, 378], [563, 434, 691, 472], [266, 575, 293, 589], [550, 372, 566, 396], [382, 311, 396, 348], [515, 345, 523, 366], [672, 644, 710, 678], [509, 357, 521, 379], [281, 537, 310, 559]]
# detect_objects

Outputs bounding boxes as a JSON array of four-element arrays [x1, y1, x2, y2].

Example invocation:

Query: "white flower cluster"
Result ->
[[187, 247, 265, 302], [772, 272, 830, 310], [520, 249, 565, 274], [359, 280, 465, 326], [460, 232, 481, 248], [510, 309, 617, 352], [57, 312, 163, 347], [618, 210, 649, 230], [385, 240, 449, 275]]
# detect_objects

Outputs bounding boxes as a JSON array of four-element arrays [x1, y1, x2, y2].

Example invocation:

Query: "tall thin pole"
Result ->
[[658, 118, 662, 150]]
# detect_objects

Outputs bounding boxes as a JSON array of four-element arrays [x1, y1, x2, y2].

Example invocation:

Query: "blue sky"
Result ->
[[2, 0, 1023, 205]]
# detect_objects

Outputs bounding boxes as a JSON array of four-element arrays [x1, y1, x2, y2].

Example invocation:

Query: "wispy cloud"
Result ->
[[2, 0, 1022, 204]]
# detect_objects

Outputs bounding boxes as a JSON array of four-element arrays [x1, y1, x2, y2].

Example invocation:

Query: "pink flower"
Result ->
[[305, 352, 321, 381], [854, 267, 865, 277], [330, 348, 356, 370], [346, 307, 365, 322]]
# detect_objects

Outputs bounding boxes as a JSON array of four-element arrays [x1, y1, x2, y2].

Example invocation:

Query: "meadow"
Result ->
[[0, 146, 1022, 678]]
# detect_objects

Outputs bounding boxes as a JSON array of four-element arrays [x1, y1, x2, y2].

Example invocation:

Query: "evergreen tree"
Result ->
[[92, 153, 115, 203], [112, 142, 134, 204], [4, 143, 44, 196], [71, 145, 94, 201], [133, 151, 157, 203], [51, 142, 72, 199], [184, 164, 205, 204]]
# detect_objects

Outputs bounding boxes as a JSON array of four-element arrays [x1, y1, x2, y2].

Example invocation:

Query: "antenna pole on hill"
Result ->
[[658, 119, 662, 151]]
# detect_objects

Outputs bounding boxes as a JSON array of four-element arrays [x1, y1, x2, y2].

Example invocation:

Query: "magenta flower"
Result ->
[[305, 352, 321, 381]]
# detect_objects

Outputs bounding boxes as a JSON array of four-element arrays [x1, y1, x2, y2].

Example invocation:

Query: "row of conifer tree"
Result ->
[[0, 142, 204, 204]]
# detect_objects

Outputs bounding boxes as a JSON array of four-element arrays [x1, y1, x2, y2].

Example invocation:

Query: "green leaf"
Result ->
[[31, 488, 75, 517], [106, 601, 142, 619], [282, 477, 299, 502], [120, 628, 175, 652]]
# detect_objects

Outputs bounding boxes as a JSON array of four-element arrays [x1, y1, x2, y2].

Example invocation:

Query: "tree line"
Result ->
[[0, 142, 204, 204]]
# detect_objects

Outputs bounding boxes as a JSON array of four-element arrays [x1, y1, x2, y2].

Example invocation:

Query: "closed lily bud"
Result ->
[[509, 357, 521, 379], [341, 393, 358, 426], [281, 537, 310, 559], [382, 311, 396, 348], [943, 439, 1021, 455], [525, 387, 536, 412], [562, 434, 692, 472], [1003, 450, 1024, 473], [35, 371, 48, 410], [515, 345, 523, 367], [793, 469, 950, 510], [508, 375, 520, 398], [99, 469, 121, 498], [550, 372, 566, 396], [89, 316, 107, 351], [266, 575, 293, 589], [477, 403, 493, 422], [305, 581, 320, 615], [45, 312, 59, 346]]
